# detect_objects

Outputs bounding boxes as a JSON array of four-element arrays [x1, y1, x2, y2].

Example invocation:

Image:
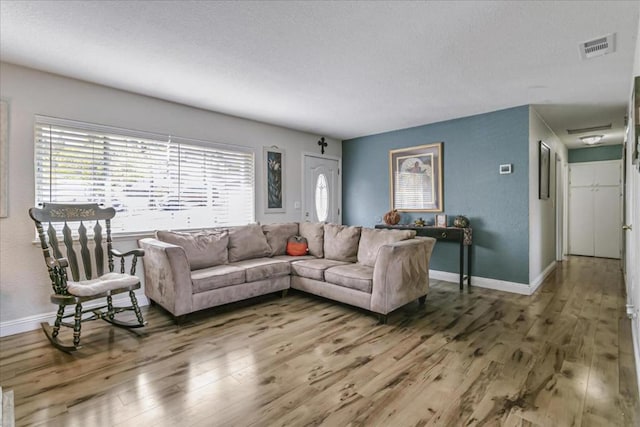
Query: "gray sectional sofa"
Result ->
[[138, 222, 436, 323]]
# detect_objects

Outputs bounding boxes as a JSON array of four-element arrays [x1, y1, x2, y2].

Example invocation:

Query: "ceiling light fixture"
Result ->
[[580, 135, 603, 145]]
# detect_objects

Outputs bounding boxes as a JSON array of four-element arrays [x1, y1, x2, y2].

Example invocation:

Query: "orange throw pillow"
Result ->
[[286, 236, 309, 256]]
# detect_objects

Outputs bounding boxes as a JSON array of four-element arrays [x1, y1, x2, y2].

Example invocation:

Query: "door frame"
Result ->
[[301, 152, 342, 224]]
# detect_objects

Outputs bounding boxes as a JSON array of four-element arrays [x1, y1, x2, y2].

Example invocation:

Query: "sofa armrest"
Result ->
[[370, 237, 436, 315], [138, 238, 193, 316]]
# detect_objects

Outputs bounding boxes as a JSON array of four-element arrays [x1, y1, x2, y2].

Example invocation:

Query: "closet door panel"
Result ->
[[594, 161, 621, 187], [569, 164, 594, 187], [569, 187, 594, 256], [594, 186, 621, 258]]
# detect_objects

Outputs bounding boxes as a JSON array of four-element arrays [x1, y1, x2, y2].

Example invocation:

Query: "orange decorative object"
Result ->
[[286, 236, 309, 256], [383, 209, 401, 225]]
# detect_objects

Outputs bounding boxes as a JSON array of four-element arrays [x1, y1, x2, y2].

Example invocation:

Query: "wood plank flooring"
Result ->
[[0, 256, 638, 426]]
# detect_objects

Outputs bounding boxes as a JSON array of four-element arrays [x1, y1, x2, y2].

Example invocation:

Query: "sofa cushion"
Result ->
[[291, 258, 350, 281], [228, 223, 272, 262], [272, 254, 316, 263], [357, 228, 417, 267], [262, 223, 299, 256], [156, 229, 229, 270], [230, 258, 291, 282], [299, 222, 324, 257], [323, 224, 361, 262], [324, 264, 374, 293], [191, 265, 245, 293]]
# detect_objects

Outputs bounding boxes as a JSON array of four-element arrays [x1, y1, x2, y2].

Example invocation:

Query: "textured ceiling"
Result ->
[[1, 1, 638, 148]]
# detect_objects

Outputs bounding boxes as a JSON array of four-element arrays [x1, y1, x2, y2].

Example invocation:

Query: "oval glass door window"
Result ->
[[315, 173, 328, 222]]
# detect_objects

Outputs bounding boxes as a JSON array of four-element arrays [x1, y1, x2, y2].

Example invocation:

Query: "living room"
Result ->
[[1, 1, 640, 426]]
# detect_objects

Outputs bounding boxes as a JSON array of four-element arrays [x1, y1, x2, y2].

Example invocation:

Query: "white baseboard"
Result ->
[[0, 291, 148, 337], [529, 261, 557, 295], [633, 318, 640, 402], [429, 269, 544, 296]]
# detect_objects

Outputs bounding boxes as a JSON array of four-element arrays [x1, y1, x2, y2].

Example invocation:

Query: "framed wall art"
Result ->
[[264, 146, 285, 213], [389, 142, 443, 212], [538, 140, 550, 200]]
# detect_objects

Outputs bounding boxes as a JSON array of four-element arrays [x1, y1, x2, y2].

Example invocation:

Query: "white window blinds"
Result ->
[[35, 116, 255, 233]]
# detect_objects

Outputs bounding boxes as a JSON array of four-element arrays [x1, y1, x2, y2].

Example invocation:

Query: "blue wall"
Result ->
[[568, 145, 622, 163], [343, 105, 530, 284]]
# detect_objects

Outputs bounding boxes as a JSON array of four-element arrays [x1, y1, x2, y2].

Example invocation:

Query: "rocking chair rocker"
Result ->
[[29, 203, 146, 352]]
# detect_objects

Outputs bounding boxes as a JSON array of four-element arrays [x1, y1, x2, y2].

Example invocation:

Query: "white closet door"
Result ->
[[569, 187, 595, 256], [569, 164, 594, 187], [594, 186, 621, 258], [594, 161, 621, 186]]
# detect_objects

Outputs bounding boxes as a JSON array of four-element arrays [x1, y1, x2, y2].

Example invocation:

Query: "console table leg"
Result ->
[[418, 295, 426, 306], [467, 244, 472, 286], [459, 240, 464, 291]]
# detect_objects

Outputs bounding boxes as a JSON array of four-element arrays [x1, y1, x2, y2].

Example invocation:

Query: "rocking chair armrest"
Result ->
[[47, 256, 69, 269], [111, 248, 145, 258]]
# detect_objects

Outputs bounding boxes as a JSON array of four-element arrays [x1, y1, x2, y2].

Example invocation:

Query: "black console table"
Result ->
[[375, 224, 472, 291]]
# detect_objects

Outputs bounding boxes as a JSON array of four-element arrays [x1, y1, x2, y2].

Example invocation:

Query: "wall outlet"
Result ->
[[499, 164, 513, 174], [294, 201, 301, 210]]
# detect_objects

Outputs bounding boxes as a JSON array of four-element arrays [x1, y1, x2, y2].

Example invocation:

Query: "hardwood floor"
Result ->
[[0, 256, 638, 426]]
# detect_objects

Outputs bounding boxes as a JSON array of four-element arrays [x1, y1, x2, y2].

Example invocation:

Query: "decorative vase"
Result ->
[[383, 209, 401, 225], [453, 215, 470, 228]]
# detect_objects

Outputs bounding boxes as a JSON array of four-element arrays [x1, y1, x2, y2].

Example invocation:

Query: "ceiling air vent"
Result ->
[[579, 33, 616, 60]]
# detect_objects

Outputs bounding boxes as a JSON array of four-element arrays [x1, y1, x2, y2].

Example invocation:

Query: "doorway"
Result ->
[[302, 154, 341, 224]]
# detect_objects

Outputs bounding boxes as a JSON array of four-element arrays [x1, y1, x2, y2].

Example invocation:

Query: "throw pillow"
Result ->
[[227, 223, 272, 262], [262, 222, 299, 256], [299, 221, 324, 257], [286, 236, 309, 256], [323, 223, 361, 262], [357, 228, 417, 267], [156, 230, 229, 270]]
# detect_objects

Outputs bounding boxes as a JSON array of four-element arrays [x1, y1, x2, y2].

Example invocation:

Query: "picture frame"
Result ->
[[435, 214, 447, 228], [0, 99, 8, 218], [538, 140, 550, 200], [264, 146, 285, 213], [389, 142, 443, 212]]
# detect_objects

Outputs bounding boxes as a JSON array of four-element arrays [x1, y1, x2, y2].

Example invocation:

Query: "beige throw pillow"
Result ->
[[357, 228, 417, 267], [156, 230, 229, 270], [228, 223, 272, 262], [299, 222, 324, 257], [262, 223, 299, 256], [323, 223, 361, 262]]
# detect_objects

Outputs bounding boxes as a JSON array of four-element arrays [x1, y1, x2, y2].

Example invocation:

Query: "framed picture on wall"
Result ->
[[389, 142, 443, 212], [538, 140, 550, 200], [264, 146, 285, 213]]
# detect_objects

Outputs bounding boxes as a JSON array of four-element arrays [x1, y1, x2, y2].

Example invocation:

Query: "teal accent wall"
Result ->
[[568, 145, 622, 163], [343, 105, 530, 284]]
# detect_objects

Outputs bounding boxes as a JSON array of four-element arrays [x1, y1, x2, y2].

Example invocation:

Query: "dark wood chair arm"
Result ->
[[111, 248, 145, 258], [47, 256, 69, 269], [110, 248, 144, 274]]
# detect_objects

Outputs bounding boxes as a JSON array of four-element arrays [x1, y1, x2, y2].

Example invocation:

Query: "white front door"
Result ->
[[303, 155, 340, 223]]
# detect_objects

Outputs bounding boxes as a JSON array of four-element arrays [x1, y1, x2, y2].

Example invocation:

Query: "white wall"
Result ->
[[0, 62, 341, 330], [528, 106, 567, 285]]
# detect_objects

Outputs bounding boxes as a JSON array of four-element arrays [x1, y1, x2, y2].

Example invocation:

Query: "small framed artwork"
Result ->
[[538, 141, 550, 200], [264, 146, 285, 213], [389, 142, 443, 212], [435, 214, 447, 228]]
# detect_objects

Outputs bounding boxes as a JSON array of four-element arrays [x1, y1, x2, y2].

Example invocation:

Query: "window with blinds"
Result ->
[[34, 116, 255, 233]]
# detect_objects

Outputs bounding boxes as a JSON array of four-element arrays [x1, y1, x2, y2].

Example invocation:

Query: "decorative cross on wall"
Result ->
[[318, 137, 327, 155]]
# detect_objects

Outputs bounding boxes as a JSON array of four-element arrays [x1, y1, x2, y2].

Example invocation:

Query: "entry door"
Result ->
[[303, 155, 340, 223]]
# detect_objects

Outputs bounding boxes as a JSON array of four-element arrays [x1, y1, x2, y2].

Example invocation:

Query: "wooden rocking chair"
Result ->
[[29, 203, 146, 352]]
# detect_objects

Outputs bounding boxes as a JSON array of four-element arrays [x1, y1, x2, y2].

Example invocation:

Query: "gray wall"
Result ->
[[343, 105, 530, 284], [568, 145, 623, 163], [0, 62, 340, 327]]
